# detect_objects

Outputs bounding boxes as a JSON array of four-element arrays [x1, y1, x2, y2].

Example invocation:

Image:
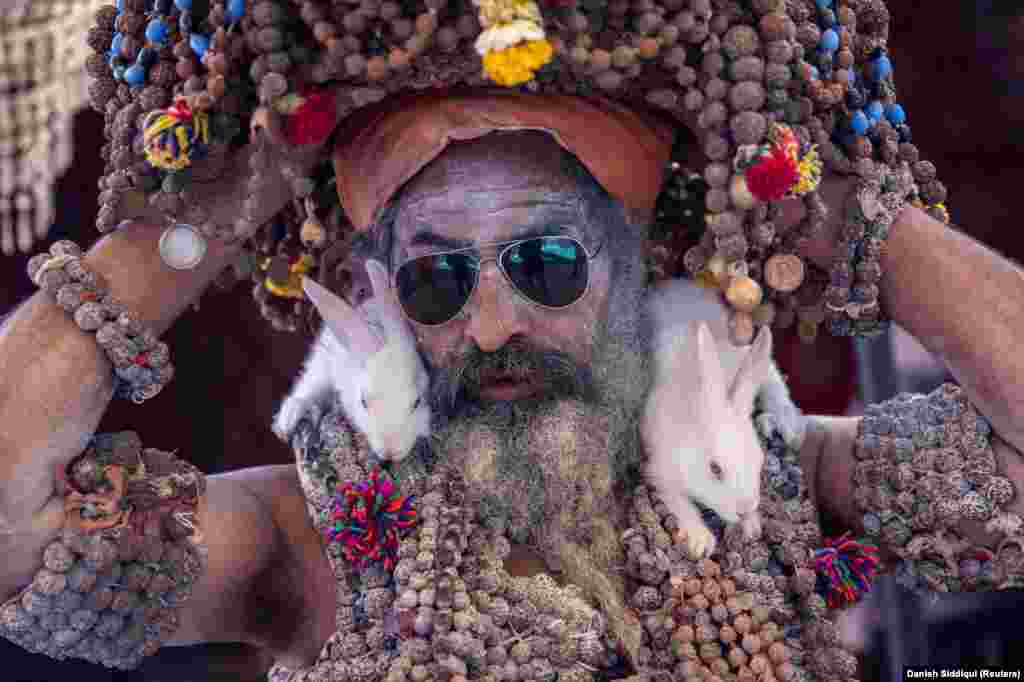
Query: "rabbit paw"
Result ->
[[676, 521, 717, 560], [273, 396, 317, 442]]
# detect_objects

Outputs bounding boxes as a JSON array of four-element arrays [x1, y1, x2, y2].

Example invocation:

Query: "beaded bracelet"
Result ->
[[26, 240, 174, 404], [851, 384, 1024, 594], [823, 158, 916, 338], [0, 431, 205, 670]]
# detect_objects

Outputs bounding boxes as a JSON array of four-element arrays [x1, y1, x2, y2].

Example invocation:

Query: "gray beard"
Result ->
[[414, 270, 654, 560]]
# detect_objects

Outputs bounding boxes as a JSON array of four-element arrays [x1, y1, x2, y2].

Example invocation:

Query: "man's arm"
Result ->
[[802, 204, 1024, 539]]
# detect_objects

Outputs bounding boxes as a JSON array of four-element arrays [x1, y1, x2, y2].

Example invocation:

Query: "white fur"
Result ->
[[273, 259, 431, 462], [640, 278, 806, 559]]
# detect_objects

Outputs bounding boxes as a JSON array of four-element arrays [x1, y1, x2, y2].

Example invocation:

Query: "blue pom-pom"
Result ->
[[174, 0, 193, 10], [124, 64, 147, 86], [885, 103, 906, 125], [145, 19, 170, 44], [866, 100, 884, 121], [117, 0, 125, 11], [227, 0, 246, 23], [873, 55, 892, 80], [819, 29, 839, 52], [850, 110, 869, 135], [189, 33, 211, 59]]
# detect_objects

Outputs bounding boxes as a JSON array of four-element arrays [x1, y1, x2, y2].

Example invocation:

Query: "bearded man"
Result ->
[[2, 3, 1024, 679]]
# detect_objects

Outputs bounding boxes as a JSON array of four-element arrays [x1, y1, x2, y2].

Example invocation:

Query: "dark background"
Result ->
[[3, 1, 1024, 679]]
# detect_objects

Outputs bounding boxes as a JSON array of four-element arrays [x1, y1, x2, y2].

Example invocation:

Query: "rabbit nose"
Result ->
[[737, 499, 758, 516]]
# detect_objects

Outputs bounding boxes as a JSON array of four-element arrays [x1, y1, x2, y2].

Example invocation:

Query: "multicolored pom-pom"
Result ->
[[814, 532, 881, 609], [323, 467, 418, 572], [142, 99, 210, 171], [735, 123, 823, 203]]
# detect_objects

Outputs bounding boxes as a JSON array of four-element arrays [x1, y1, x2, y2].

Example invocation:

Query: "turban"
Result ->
[[332, 90, 677, 232]]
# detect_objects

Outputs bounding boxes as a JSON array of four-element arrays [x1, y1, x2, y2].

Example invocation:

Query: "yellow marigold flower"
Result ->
[[482, 39, 553, 87], [791, 146, 822, 196], [475, 19, 545, 55]]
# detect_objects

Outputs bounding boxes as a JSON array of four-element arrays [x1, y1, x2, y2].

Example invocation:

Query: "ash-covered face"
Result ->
[[385, 131, 654, 557]]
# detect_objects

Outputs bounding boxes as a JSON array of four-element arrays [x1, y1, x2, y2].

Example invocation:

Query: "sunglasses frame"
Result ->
[[392, 234, 605, 327]]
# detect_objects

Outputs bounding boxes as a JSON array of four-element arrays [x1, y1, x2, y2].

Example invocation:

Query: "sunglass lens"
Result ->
[[502, 237, 588, 308], [396, 252, 477, 325]]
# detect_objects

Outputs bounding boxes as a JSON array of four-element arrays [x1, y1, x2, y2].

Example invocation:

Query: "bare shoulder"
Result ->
[[169, 465, 336, 669]]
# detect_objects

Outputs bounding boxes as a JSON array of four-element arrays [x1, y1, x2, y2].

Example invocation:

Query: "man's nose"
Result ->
[[465, 260, 531, 353]]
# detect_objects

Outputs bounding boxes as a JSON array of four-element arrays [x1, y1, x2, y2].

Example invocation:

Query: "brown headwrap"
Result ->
[[332, 90, 677, 231]]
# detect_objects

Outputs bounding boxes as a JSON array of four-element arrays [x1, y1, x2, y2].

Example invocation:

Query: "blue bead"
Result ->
[[819, 29, 839, 52], [227, 0, 246, 23], [866, 100, 884, 121], [810, 65, 820, 80], [189, 33, 211, 58], [113, 64, 127, 81], [175, 0, 192, 8], [138, 46, 158, 67], [124, 64, 147, 86], [145, 19, 169, 44], [873, 55, 892, 80], [117, 0, 125, 10], [815, 0, 833, 8], [885, 103, 906, 125], [111, 32, 124, 56]]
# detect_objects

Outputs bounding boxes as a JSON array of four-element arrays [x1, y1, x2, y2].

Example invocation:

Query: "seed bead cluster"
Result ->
[[86, 1, 247, 238], [853, 383, 1024, 594], [277, 405, 623, 682], [0, 432, 205, 670], [26, 239, 174, 404]]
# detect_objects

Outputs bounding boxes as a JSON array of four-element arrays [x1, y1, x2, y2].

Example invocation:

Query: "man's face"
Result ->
[[390, 131, 613, 402], [387, 131, 652, 556]]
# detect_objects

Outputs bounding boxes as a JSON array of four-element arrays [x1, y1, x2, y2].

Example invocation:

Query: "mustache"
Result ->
[[428, 337, 597, 416]]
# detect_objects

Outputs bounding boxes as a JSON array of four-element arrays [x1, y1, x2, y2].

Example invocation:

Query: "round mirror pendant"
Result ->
[[159, 224, 207, 270]]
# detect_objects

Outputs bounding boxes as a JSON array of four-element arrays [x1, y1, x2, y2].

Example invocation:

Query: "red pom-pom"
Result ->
[[744, 146, 800, 202], [285, 91, 338, 146]]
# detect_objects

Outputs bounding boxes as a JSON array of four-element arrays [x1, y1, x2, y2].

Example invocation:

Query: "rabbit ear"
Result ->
[[727, 325, 774, 414], [302, 275, 385, 358], [364, 259, 391, 298], [695, 321, 728, 408]]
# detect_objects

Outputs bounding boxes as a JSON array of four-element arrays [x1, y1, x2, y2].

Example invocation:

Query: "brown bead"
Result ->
[[366, 56, 390, 81], [415, 12, 438, 35], [764, 253, 805, 292], [726, 276, 763, 313], [314, 21, 337, 44], [638, 38, 660, 59]]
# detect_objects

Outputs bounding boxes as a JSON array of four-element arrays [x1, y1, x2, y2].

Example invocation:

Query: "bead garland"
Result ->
[[26, 240, 175, 404], [853, 384, 1024, 595], [0, 432, 205, 670]]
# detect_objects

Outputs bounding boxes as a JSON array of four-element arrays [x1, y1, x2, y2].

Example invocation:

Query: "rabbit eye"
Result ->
[[361, 395, 369, 410], [411, 396, 421, 412], [709, 461, 724, 480]]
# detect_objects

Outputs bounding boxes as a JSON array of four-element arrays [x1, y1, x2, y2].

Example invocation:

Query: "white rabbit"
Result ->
[[272, 259, 432, 462], [641, 278, 805, 560]]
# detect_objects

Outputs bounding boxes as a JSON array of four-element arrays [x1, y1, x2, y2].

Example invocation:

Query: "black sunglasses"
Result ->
[[394, 235, 604, 326]]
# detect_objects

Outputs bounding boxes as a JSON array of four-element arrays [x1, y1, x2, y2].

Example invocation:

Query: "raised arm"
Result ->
[[801, 198, 1024, 543], [0, 144, 314, 658]]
